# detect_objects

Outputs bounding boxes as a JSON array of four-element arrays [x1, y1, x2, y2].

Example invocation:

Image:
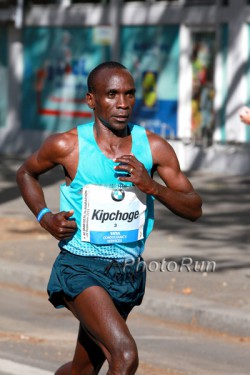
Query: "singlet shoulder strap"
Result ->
[[130, 123, 153, 170], [77, 122, 94, 153], [77, 122, 94, 139]]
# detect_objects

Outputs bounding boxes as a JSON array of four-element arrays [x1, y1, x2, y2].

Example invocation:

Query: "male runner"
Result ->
[[16, 61, 202, 375]]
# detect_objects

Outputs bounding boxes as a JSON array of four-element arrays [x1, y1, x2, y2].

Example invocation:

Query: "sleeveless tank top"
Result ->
[[59, 122, 154, 259]]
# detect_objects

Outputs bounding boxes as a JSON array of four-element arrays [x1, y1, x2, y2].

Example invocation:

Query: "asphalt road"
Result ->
[[0, 284, 250, 375]]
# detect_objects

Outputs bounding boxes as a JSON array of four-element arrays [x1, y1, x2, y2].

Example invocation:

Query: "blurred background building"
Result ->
[[1, 0, 250, 174]]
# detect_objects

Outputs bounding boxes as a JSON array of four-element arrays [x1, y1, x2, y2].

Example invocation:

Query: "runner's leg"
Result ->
[[63, 285, 138, 375], [55, 323, 105, 375]]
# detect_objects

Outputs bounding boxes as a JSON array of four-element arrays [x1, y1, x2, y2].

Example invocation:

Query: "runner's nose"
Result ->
[[117, 94, 129, 109]]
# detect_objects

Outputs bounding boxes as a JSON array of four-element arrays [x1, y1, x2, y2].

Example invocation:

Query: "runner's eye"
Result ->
[[127, 90, 135, 98], [107, 91, 116, 98]]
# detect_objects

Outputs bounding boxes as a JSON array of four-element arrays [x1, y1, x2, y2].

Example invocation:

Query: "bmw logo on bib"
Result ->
[[111, 189, 125, 202]]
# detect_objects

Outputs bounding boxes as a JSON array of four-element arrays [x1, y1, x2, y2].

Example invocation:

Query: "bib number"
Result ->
[[81, 184, 146, 244]]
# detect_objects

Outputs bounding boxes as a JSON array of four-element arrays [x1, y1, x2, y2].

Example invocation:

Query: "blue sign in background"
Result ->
[[22, 27, 110, 131], [22, 25, 179, 136], [120, 25, 180, 137]]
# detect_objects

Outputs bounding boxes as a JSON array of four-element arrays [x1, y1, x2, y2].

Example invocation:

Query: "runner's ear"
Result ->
[[86, 92, 95, 110]]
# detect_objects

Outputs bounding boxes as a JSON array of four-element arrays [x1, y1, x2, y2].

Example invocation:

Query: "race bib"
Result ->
[[81, 184, 146, 244]]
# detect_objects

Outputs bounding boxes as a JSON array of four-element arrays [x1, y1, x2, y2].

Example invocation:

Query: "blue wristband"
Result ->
[[37, 208, 51, 222]]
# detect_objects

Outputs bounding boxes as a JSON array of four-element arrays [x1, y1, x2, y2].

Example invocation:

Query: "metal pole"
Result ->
[[15, 0, 24, 29], [110, 0, 122, 61]]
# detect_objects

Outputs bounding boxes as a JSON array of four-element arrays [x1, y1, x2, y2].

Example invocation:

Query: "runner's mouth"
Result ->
[[114, 115, 129, 121]]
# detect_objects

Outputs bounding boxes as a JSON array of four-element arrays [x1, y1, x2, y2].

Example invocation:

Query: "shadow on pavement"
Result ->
[[0, 156, 64, 205]]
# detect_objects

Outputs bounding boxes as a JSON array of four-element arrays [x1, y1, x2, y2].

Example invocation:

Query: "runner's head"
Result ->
[[86, 61, 136, 132], [87, 61, 128, 93]]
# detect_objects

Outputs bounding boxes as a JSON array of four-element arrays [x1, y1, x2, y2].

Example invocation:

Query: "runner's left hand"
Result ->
[[114, 154, 155, 194]]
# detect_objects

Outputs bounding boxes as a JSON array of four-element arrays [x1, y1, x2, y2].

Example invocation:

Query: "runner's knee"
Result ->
[[110, 336, 139, 373]]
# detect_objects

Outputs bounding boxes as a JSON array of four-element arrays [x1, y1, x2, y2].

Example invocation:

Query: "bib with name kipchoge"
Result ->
[[81, 184, 146, 245]]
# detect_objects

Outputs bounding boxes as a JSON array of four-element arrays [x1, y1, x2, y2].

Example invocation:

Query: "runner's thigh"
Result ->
[[65, 285, 137, 361]]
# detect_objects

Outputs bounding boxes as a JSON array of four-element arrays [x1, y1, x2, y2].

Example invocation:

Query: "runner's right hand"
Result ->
[[39, 210, 77, 240]]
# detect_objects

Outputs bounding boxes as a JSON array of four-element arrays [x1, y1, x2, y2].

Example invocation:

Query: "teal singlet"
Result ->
[[59, 122, 154, 259]]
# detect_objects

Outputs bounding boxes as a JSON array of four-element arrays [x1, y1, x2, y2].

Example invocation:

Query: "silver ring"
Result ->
[[129, 167, 134, 174]]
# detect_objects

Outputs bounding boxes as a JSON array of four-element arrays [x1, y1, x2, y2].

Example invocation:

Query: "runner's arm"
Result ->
[[151, 141, 202, 221], [114, 133, 202, 221], [16, 134, 77, 240]]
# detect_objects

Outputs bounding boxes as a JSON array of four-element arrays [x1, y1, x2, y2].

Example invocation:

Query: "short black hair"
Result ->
[[87, 61, 127, 93]]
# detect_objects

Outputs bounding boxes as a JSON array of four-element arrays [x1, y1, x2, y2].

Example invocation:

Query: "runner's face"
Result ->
[[89, 68, 136, 131]]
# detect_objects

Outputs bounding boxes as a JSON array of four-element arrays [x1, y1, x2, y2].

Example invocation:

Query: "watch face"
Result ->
[[111, 189, 125, 202]]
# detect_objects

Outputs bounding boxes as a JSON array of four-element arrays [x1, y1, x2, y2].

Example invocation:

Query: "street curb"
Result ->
[[139, 288, 250, 338], [1, 259, 250, 338], [0, 260, 48, 292]]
